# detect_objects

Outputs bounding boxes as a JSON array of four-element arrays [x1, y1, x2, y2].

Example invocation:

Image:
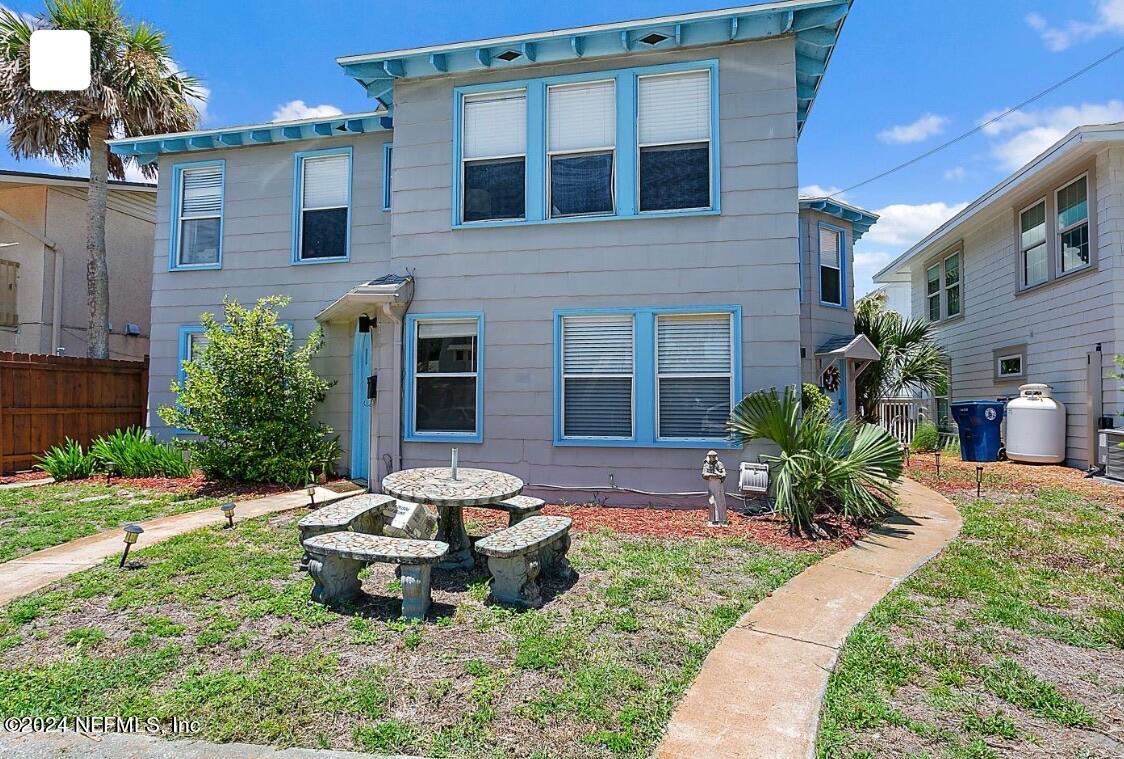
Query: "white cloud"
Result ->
[[798, 184, 846, 199], [877, 113, 949, 145], [1025, 0, 1124, 51], [943, 166, 966, 181], [850, 200, 968, 297], [980, 100, 1124, 170], [272, 100, 343, 122]]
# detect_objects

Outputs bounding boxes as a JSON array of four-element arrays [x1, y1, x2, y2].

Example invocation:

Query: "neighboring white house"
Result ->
[[107, 1, 879, 501], [874, 122, 1124, 469]]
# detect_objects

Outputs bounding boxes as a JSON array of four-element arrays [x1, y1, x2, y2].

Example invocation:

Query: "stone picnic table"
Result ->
[[381, 467, 524, 569]]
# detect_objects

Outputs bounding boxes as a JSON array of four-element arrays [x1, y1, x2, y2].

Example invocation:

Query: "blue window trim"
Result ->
[[382, 142, 393, 211], [173, 325, 207, 434], [168, 159, 225, 271], [451, 59, 720, 229], [797, 217, 805, 304], [292, 146, 353, 265], [817, 221, 848, 309], [552, 305, 742, 449], [404, 312, 485, 444]]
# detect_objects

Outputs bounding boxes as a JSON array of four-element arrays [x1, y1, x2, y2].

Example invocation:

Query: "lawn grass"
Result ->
[[0, 483, 220, 563], [0, 512, 823, 757], [817, 479, 1124, 758]]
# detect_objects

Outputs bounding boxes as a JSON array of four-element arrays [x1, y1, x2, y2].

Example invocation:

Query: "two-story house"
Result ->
[[874, 122, 1124, 469], [108, 1, 877, 500]]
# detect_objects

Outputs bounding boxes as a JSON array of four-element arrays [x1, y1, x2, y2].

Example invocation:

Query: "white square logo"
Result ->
[[30, 30, 91, 91]]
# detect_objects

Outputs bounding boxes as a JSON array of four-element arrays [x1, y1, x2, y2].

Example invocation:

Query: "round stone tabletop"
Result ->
[[381, 467, 524, 508]]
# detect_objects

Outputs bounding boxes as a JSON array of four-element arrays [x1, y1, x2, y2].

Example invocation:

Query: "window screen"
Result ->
[[819, 227, 842, 305], [178, 165, 222, 266], [462, 91, 527, 222], [300, 154, 349, 260], [656, 314, 733, 439], [561, 315, 633, 438], [548, 80, 615, 217], [637, 70, 711, 212], [414, 319, 478, 434]]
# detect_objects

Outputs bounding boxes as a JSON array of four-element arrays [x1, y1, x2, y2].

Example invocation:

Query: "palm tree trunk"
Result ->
[[86, 120, 111, 359]]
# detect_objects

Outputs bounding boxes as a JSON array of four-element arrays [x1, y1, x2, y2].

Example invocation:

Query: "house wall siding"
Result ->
[[907, 146, 1123, 467], [799, 208, 856, 385]]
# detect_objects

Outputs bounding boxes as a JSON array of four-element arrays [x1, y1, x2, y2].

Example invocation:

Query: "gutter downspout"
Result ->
[[0, 208, 61, 354], [380, 299, 410, 477]]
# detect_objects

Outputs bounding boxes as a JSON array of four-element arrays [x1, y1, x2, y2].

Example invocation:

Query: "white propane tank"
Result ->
[[1005, 384, 1066, 464]]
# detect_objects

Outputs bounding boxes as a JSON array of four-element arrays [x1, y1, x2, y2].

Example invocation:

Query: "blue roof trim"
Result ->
[[107, 111, 391, 164], [799, 196, 879, 240], [336, 0, 850, 135]]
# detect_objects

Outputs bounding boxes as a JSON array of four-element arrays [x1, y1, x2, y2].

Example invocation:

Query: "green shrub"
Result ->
[[89, 427, 191, 478], [727, 386, 904, 535], [910, 420, 940, 452], [801, 383, 834, 418], [35, 439, 95, 480], [157, 296, 340, 485]]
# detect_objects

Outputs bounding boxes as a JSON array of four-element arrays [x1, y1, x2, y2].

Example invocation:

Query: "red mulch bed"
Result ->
[[1, 470, 359, 501], [905, 456, 1124, 507], [0, 471, 53, 485]]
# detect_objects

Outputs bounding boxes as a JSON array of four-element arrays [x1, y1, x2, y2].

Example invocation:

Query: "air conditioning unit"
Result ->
[[1102, 429, 1124, 480]]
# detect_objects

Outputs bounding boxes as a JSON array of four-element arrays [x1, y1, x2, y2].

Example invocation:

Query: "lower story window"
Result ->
[[656, 313, 733, 439], [408, 315, 482, 440]]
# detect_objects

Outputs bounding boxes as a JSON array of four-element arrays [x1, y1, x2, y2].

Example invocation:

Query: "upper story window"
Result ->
[[818, 225, 843, 306], [1016, 171, 1095, 292], [453, 60, 718, 227], [294, 148, 351, 263], [406, 315, 483, 442], [638, 70, 712, 213], [1020, 200, 1048, 288], [461, 90, 526, 223], [1057, 176, 1089, 274], [382, 143, 393, 211], [548, 80, 615, 218], [171, 161, 223, 270], [926, 247, 961, 322]]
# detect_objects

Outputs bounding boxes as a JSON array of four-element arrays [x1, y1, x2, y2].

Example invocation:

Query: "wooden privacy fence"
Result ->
[[0, 352, 148, 473]]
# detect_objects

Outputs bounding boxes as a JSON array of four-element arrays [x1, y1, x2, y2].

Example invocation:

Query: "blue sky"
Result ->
[[3, 0, 1123, 295]]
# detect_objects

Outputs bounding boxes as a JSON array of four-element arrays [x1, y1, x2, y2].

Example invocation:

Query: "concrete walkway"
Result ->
[[658, 477, 961, 759], [0, 485, 359, 607]]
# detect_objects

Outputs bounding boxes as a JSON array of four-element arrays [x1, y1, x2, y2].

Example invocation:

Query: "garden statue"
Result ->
[[702, 450, 728, 527]]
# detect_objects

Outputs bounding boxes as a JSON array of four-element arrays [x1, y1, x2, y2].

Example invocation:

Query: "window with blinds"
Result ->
[[561, 315, 634, 439], [637, 69, 711, 212], [298, 152, 350, 260], [176, 164, 223, 266], [548, 80, 615, 217], [656, 314, 733, 439], [462, 90, 527, 222], [819, 226, 842, 305], [413, 318, 480, 435]]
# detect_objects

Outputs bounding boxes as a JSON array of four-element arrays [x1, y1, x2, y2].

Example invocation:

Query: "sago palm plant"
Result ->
[[727, 386, 904, 535], [0, 0, 200, 357]]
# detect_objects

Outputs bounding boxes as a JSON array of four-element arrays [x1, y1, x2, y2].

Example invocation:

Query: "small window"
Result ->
[[175, 163, 223, 267], [1020, 200, 1048, 288], [992, 344, 1027, 382], [656, 313, 733, 439], [382, 143, 393, 211], [998, 355, 1022, 377], [548, 80, 615, 218], [1056, 176, 1089, 274], [637, 70, 711, 212], [819, 226, 843, 306], [561, 315, 634, 439], [944, 251, 961, 318], [461, 90, 526, 222], [926, 263, 941, 322], [412, 317, 481, 436], [297, 151, 350, 261]]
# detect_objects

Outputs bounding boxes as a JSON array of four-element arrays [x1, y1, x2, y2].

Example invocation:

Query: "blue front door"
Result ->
[[350, 323, 372, 481]]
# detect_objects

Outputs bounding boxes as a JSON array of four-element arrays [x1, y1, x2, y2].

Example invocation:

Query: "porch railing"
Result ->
[[877, 398, 919, 445]]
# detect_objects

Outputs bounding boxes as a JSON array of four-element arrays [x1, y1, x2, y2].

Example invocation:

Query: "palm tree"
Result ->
[[0, 0, 200, 358], [854, 292, 947, 424], [727, 386, 903, 536]]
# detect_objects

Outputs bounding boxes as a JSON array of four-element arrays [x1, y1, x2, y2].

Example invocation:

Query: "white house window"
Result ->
[[637, 69, 711, 212], [656, 313, 733, 439], [548, 80, 615, 218], [998, 354, 1023, 378], [413, 319, 479, 434], [926, 263, 941, 322], [298, 152, 350, 260], [926, 249, 961, 321], [1020, 200, 1048, 288], [177, 165, 222, 266], [819, 226, 842, 306], [461, 90, 526, 222], [561, 315, 634, 438], [943, 251, 961, 318], [1057, 176, 1089, 274], [993, 344, 1027, 382]]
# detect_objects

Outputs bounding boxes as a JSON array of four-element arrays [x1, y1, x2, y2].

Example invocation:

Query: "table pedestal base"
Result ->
[[436, 506, 475, 570]]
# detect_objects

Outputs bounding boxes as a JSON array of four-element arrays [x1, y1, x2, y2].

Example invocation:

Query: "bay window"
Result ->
[[461, 90, 526, 223], [407, 315, 483, 441]]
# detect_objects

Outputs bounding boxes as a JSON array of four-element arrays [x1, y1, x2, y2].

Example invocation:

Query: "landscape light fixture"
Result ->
[[976, 465, 983, 498], [220, 501, 235, 528], [306, 483, 317, 508], [935, 451, 941, 478], [120, 523, 143, 567], [903, 445, 910, 466], [105, 462, 115, 486]]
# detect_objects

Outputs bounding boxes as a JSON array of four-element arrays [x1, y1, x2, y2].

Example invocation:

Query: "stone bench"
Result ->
[[476, 495, 545, 526], [297, 493, 397, 570], [474, 515, 573, 608], [303, 531, 448, 619]]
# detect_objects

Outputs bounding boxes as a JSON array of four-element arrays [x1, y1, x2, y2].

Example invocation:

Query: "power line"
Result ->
[[838, 42, 1124, 195]]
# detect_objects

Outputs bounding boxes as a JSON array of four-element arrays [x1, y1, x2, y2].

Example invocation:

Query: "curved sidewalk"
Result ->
[[658, 477, 961, 759], [0, 485, 359, 607]]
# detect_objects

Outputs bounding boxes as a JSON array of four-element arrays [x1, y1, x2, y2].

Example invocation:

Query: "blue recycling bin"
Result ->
[[950, 401, 1005, 462]]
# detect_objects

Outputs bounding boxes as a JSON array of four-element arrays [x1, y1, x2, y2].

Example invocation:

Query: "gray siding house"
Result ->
[[875, 123, 1124, 469], [109, 1, 876, 501]]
